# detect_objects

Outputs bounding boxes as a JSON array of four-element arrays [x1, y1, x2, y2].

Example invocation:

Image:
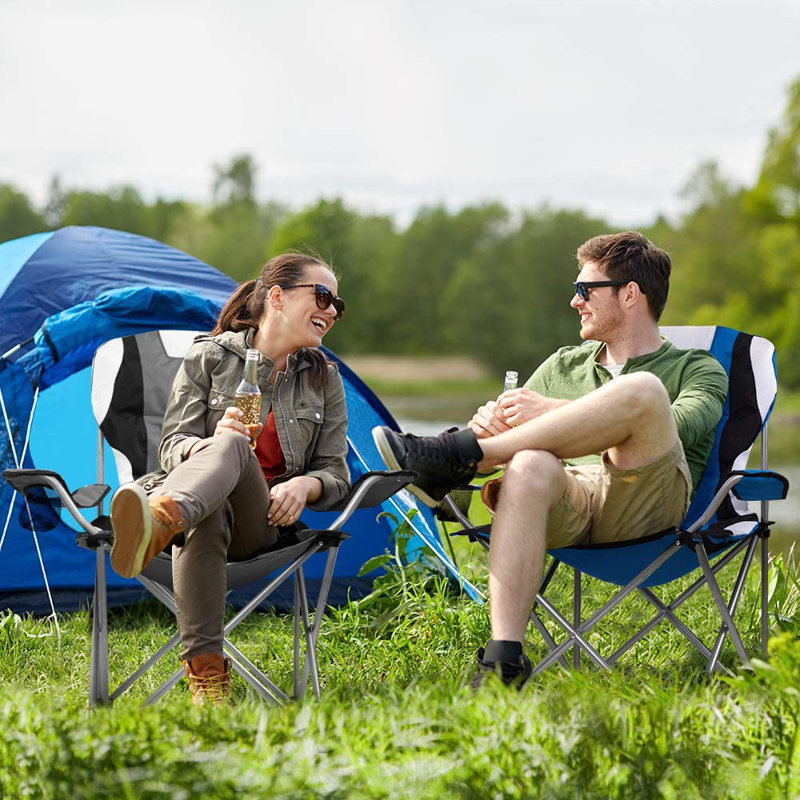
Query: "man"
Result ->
[[373, 231, 728, 688]]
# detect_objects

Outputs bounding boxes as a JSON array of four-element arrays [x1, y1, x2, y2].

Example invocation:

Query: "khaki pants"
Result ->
[[152, 434, 278, 659], [547, 440, 692, 547], [482, 441, 692, 548]]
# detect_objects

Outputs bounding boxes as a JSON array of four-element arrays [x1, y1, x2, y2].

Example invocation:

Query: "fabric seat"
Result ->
[[444, 326, 790, 676], [3, 330, 414, 705]]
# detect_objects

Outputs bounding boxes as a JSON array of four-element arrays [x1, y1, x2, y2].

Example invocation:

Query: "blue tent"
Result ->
[[0, 226, 479, 614]]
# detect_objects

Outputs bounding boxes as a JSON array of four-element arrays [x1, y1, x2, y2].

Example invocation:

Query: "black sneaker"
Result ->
[[372, 426, 482, 507], [471, 647, 532, 690]]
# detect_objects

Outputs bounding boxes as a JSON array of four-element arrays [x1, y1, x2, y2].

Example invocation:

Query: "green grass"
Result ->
[[2, 546, 800, 799]]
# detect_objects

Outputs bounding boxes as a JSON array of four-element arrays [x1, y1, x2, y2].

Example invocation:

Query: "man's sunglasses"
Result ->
[[283, 283, 346, 320], [573, 280, 633, 302]]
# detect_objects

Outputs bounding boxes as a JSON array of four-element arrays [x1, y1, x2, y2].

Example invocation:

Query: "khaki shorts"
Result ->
[[546, 441, 692, 548]]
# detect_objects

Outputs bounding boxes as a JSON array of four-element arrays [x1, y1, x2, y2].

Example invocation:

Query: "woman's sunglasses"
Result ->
[[283, 283, 346, 320]]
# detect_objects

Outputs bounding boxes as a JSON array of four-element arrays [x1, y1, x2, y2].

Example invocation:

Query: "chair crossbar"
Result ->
[[608, 538, 749, 666], [224, 641, 288, 704], [533, 593, 612, 674], [532, 541, 682, 673], [536, 535, 758, 676]]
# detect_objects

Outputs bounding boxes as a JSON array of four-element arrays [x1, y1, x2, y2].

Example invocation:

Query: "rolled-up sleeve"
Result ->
[[305, 368, 351, 510]]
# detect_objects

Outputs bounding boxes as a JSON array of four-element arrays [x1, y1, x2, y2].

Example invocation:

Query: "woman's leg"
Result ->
[[158, 434, 278, 659]]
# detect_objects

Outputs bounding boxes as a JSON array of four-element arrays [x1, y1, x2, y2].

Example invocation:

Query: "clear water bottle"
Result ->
[[234, 348, 262, 449], [503, 370, 519, 392]]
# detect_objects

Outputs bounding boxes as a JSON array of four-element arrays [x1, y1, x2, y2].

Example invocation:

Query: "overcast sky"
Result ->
[[1, 0, 798, 227]]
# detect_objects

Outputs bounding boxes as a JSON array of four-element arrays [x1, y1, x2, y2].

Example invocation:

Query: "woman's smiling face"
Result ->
[[278, 264, 340, 348]]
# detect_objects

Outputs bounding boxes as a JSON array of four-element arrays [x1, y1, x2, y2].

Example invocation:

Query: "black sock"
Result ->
[[483, 639, 523, 663]]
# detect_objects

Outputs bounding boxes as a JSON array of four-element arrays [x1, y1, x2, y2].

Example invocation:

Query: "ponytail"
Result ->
[[211, 280, 259, 335]]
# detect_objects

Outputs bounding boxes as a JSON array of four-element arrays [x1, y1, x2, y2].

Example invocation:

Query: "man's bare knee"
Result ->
[[504, 449, 564, 503], [615, 373, 671, 424]]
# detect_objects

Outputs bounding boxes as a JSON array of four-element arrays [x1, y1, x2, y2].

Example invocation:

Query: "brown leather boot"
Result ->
[[109, 483, 187, 578], [182, 653, 231, 706]]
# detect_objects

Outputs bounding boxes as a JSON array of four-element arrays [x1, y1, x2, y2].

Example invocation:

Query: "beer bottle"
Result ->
[[234, 348, 262, 449], [503, 370, 519, 392]]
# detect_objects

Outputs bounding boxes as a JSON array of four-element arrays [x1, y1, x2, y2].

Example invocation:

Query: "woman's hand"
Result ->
[[268, 476, 323, 526], [468, 400, 512, 438], [214, 406, 262, 446]]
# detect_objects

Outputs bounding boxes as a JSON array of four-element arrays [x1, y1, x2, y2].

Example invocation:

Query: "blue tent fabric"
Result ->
[[0, 226, 464, 613], [0, 226, 234, 356]]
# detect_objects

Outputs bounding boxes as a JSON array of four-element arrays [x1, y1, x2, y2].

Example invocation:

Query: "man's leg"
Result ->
[[477, 372, 677, 472], [487, 450, 566, 643], [373, 372, 679, 507]]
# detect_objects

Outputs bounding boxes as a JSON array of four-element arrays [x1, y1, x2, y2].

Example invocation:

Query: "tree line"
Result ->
[[3, 78, 800, 387]]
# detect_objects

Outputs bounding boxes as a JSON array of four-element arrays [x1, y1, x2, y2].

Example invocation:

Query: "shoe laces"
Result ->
[[187, 671, 230, 703], [150, 502, 184, 531]]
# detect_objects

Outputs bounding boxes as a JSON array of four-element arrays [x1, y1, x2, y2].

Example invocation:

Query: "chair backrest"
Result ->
[[91, 330, 201, 484], [660, 326, 777, 528]]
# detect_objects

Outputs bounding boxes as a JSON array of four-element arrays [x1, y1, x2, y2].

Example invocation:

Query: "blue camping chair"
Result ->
[[445, 327, 790, 676], [4, 330, 415, 705]]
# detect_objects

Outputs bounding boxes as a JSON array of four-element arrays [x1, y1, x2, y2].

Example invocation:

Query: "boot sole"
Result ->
[[372, 427, 439, 508], [109, 483, 152, 578]]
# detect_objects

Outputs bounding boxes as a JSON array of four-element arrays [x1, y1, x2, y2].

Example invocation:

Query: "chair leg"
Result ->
[[88, 547, 110, 706], [573, 570, 581, 670], [608, 539, 749, 670], [761, 535, 769, 659], [695, 542, 751, 669], [533, 594, 612, 674], [706, 536, 758, 674], [295, 567, 321, 699], [529, 610, 571, 671], [299, 546, 340, 696], [293, 575, 301, 698], [112, 631, 182, 702], [224, 641, 287, 704]]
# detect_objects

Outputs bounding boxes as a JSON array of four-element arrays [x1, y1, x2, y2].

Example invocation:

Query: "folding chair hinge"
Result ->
[[450, 524, 491, 545], [756, 521, 773, 539], [76, 515, 113, 551], [318, 530, 350, 549], [677, 531, 699, 550]]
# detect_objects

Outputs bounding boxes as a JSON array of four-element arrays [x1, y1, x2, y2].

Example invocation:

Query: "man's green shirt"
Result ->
[[524, 339, 729, 493]]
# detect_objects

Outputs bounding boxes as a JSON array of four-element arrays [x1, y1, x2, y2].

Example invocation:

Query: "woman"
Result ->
[[108, 253, 350, 703]]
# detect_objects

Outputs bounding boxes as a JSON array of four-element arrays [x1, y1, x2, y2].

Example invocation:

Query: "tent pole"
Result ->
[[97, 428, 105, 517]]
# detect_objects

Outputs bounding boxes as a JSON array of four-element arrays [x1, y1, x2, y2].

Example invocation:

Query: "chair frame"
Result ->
[[5, 462, 414, 706]]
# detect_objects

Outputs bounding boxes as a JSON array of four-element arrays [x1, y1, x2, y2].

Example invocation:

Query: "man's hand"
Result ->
[[497, 388, 569, 427], [268, 476, 322, 526], [468, 400, 512, 438]]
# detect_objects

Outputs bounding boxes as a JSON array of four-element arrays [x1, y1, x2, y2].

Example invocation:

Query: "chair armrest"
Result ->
[[686, 468, 790, 533], [729, 470, 789, 502], [2, 468, 109, 535], [326, 470, 417, 530]]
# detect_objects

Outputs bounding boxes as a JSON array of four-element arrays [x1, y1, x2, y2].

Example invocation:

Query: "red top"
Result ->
[[255, 408, 286, 483]]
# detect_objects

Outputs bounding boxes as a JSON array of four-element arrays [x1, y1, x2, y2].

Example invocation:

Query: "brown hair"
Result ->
[[576, 231, 671, 321], [212, 253, 337, 386]]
